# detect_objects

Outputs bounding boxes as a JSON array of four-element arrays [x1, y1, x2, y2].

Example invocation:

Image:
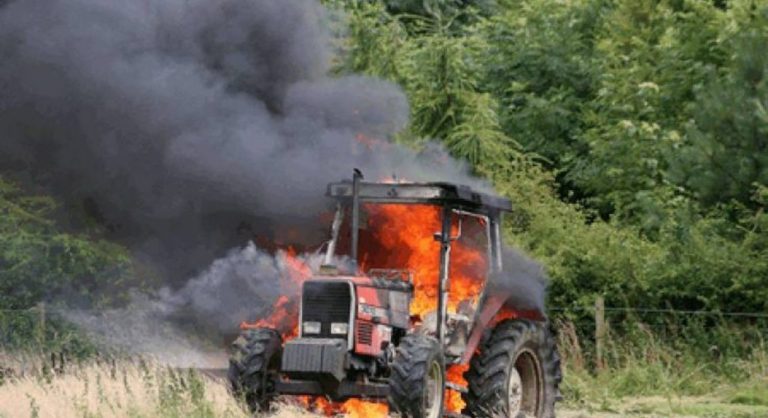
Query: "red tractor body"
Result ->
[[229, 171, 561, 417]]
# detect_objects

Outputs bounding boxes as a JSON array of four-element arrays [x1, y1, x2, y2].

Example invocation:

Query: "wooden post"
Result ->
[[595, 296, 606, 372], [36, 302, 46, 348]]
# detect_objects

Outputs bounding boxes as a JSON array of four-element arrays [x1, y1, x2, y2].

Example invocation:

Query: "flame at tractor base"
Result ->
[[296, 395, 388, 417], [341, 399, 389, 418], [446, 364, 469, 412]]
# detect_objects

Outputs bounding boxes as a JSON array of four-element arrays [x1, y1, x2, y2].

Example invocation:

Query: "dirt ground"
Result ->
[[558, 396, 768, 418], [262, 395, 768, 418]]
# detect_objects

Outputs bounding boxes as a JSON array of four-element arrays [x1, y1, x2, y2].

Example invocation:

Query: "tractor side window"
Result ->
[[448, 213, 489, 314]]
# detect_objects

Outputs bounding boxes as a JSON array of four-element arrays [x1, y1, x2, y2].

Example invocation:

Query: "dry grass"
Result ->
[[0, 355, 329, 418], [1, 332, 766, 418], [0, 359, 247, 418]]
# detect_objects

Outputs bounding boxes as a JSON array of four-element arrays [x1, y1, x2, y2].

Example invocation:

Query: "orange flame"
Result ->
[[245, 204, 487, 416], [341, 399, 389, 418], [242, 248, 313, 339], [297, 396, 341, 415], [446, 364, 469, 412], [296, 396, 388, 417], [360, 204, 485, 414], [361, 204, 487, 318]]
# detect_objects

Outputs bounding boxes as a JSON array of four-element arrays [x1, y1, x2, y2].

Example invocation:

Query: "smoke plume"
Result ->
[[63, 243, 325, 366], [492, 246, 548, 314], [0, 0, 546, 359], [0, 0, 480, 280]]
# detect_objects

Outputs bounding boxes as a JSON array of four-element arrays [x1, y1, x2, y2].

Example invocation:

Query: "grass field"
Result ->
[[1, 321, 766, 418], [0, 357, 765, 418], [0, 360, 245, 418]]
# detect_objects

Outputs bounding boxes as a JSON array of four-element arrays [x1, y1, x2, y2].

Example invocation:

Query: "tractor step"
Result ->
[[445, 381, 467, 394]]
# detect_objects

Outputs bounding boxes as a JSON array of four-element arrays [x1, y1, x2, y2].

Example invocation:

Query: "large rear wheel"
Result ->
[[463, 319, 561, 418], [228, 328, 282, 413], [388, 334, 445, 418]]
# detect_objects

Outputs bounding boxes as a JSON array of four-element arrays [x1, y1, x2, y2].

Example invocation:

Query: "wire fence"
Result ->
[[1, 300, 766, 375], [548, 306, 768, 318], [1, 304, 766, 320], [1, 301, 766, 350], [0, 303, 764, 332], [0, 305, 765, 316]]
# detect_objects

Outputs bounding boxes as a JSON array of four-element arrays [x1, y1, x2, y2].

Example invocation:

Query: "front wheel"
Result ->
[[228, 328, 282, 413], [463, 319, 561, 418], [388, 334, 445, 418]]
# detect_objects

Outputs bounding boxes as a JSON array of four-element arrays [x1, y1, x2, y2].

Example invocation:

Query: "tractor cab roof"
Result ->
[[326, 180, 512, 215]]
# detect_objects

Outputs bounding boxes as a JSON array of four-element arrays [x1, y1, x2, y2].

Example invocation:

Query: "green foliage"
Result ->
[[0, 176, 135, 352], [339, 1, 522, 173], [482, 0, 599, 168], [0, 309, 98, 355], [0, 177, 132, 309], [569, 0, 724, 221], [559, 318, 768, 414], [382, 0, 497, 17], [670, 3, 768, 209], [335, 0, 768, 346]]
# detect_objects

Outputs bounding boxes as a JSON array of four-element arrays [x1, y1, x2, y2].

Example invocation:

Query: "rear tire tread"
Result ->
[[463, 319, 561, 418]]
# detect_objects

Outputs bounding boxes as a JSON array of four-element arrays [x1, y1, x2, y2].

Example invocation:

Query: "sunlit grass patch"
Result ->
[[0, 359, 247, 418]]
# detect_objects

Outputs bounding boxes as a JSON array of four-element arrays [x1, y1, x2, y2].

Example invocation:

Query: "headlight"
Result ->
[[330, 322, 349, 335], [303, 321, 321, 334]]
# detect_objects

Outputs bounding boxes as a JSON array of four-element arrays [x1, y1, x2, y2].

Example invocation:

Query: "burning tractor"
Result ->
[[228, 171, 561, 418]]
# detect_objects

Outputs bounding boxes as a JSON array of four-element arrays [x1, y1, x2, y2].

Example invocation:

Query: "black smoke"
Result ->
[[0, 0, 478, 283], [0, 0, 547, 356], [492, 246, 548, 314]]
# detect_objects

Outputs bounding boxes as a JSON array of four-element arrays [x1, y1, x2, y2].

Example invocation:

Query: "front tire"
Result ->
[[388, 334, 446, 418], [228, 328, 282, 413], [463, 319, 561, 418]]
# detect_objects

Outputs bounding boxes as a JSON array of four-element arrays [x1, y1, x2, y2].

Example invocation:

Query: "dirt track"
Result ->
[[558, 396, 768, 418]]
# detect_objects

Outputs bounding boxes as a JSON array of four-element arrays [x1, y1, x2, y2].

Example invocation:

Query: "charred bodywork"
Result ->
[[278, 273, 412, 398]]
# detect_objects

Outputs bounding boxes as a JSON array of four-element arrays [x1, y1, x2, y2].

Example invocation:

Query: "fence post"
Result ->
[[36, 302, 46, 348], [595, 295, 605, 372]]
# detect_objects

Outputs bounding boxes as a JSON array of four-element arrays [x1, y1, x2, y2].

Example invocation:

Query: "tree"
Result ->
[[0, 177, 132, 309], [669, 2, 768, 210]]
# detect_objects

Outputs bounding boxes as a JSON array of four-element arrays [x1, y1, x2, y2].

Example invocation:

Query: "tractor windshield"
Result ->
[[324, 201, 490, 316]]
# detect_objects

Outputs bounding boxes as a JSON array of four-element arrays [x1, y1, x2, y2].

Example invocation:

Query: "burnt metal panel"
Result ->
[[275, 379, 323, 395], [336, 380, 389, 398], [301, 281, 353, 339], [366, 277, 414, 292], [326, 181, 512, 213], [281, 338, 348, 381], [275, 379, 389, 399], [388, 290, 411, 328]]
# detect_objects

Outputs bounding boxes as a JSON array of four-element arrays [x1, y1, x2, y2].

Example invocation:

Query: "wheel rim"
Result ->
[[508, 366, 523, 415], [424, 360, 443, 418], [507, 349, 542, 417]]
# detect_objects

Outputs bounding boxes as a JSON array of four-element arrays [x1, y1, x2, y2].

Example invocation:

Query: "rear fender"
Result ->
[[460, 292, 546, 364]]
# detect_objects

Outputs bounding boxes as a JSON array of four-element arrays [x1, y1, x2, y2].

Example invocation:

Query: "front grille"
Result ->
[[301, 281, 352, 338], [357, 321, 373, 346]]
